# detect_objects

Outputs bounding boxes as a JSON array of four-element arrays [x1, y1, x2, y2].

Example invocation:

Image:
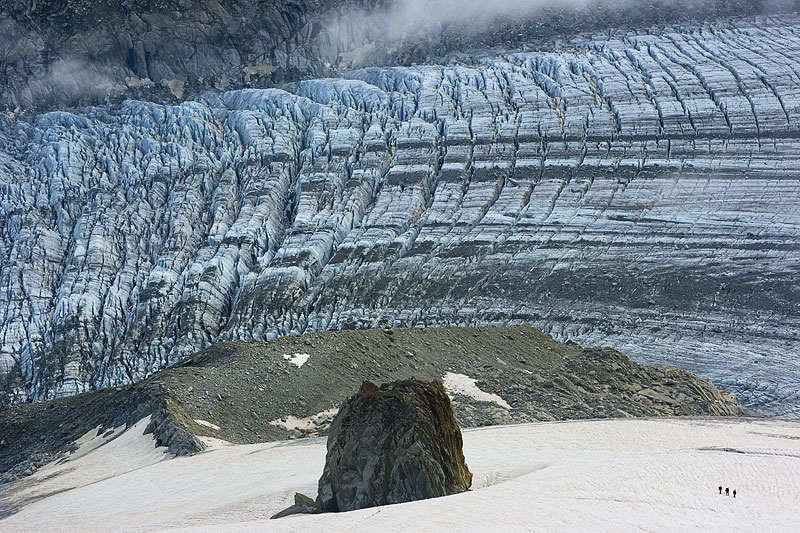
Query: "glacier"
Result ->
[[1, 14, 799, 416]]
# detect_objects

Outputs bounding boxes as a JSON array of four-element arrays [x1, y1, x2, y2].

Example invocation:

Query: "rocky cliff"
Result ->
[[1, 1, 793, 111], [0, 4, 799, 416]]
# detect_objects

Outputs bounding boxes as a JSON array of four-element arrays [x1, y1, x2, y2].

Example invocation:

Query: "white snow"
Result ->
[[196, 436, 233, 450], [194, 419, 221, 431], [0, 416, 168, 515], [442, 371, 512, 409], [269, 409, 339, 432], [2, 418, 800, 532], [283, 353, 311, 368]]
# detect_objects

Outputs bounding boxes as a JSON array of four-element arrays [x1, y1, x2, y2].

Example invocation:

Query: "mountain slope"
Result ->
[[0, 0, 788, 111], [0, 325, 743, 484]]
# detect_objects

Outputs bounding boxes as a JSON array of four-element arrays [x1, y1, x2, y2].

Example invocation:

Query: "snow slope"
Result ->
[[2, 417, 799, 532]]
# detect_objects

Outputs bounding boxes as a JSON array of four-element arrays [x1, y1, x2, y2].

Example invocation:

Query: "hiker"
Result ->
[[733, 490, 737, 498], [725, 487, 730, 496], [718, 486, 722, 494]]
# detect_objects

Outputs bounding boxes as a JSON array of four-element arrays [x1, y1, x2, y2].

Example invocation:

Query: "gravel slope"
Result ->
[[0, 325, 743, 485]]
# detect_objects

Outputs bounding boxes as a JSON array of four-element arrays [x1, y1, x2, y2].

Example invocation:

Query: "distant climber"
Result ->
[[725, 487, 730, 496], [733, 489, 737, 498], [718, 486, 722, 494]]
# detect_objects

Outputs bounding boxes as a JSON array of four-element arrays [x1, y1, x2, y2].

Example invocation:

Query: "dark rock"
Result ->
[[270, 492, 320, 519], [316, 379, 472, 513], [143, 396, 205, 456]]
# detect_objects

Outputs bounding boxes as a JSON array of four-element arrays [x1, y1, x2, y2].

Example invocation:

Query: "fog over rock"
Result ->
[[1, 14, 799, 416], [1, 0, 794, 111]]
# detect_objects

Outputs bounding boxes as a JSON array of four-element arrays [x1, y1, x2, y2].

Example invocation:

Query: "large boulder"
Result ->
[[317, 379, 473, 512]]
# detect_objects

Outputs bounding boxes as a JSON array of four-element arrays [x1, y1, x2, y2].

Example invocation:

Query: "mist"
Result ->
[[342, 0, 595, 44], [321, 0, 798, 55], [383, 0, 588, 35], [380, 0, 797, 33]]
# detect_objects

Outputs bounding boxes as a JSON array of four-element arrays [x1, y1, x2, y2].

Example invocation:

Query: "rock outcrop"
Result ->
[[0, 381, 204, 485], [316, 379, 472, 512], [1, 11, 800, 417], [0, 0, 788, 112]]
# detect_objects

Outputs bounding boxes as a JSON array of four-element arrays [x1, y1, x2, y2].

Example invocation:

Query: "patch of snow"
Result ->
[[194, 419, 221, 431], [197, 437, 233, 450], [269, 409, 339, 432], [442, 371, 512, 409], [282, 353, 310, 368], [338, 42, 378, 69]]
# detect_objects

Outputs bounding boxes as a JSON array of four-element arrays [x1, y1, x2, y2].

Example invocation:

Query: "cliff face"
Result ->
[[0, 0, 789, 111], [0, 0, 349, 111], [1, 4, 799, 416]]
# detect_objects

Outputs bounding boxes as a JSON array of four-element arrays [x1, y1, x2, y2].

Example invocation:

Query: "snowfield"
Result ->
[[2, 417, 799, 532]]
